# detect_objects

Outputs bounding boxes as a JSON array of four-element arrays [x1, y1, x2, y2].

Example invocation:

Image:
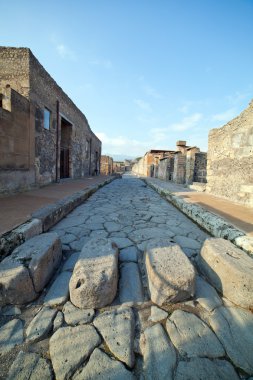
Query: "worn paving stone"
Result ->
[[0, 319, 23, 356], [110, 237, 133, 249], [7, 350, 53, 380], [208, 306, 253, 374], [166, 309, 225, 358], [26, 306, 57, 343], [69, 238, 118, 309], [119, 246, 138, 262], [173, 235, 201, 250], [49, 325, 101, 380], [73, 348, 134, 380], [175, 358, 240, 380], [145, 241, 196, 306], [104, 221, 122, 232], [62, 252, 80, 272], [53, 311, 64, 332], [44, 271, 72, 306], [93, 307, 135, 368], [198, 238, 253, 309], [61, 233, 76, 245], [1, 305, 21, 316], [129, 227, 174, 244], [195, 275, 222, 312], [148, 306, 168, 322], [119, 262, 144, 305], [143, 323, 177, 380], [63, 301, 94, 325]]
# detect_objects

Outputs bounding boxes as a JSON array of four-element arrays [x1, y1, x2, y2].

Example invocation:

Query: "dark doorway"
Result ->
[[60, 117, 72, 178]]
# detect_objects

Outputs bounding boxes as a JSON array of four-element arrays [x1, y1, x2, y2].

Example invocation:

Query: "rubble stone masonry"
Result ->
[[206, 100, 253, 207]]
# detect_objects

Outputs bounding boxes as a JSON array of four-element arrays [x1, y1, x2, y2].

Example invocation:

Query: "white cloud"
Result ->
[[134, 99, 152, 112], [212, 108, 237, 122], [143, 85, 162, 99], [90, 59, 112, 69], [95, 131, 153, 157], [56, 44, 76, 60], [170, 113, 203, 132]]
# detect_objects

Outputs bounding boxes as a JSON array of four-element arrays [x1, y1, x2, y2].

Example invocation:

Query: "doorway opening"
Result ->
[[60, 117, 72, 179]]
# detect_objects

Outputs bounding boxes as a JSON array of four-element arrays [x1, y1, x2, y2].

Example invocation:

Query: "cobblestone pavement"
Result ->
[[0, 175, 253, 379]]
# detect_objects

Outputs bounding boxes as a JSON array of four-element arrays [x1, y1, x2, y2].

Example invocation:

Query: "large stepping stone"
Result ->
[[69, 238, 118, 309], [166, 310, 225, 358], [0, 319, 23, 356], [63, 301, 94, 325], [49, 325, 101, 380], [74, 348, 134, 380], [26, 306, 57, 343], [208, 306, 253, 375], [93, 307, 135, 368], [145, 242, 196, 306], [198, 238, 253, 309], [44, 271, 72, 306], [119, 262, 144, 304], [7, 351, 53, 380], [0, 232, 61, 305], [142, 323, 176, 380], [175, 358, 239, 380]]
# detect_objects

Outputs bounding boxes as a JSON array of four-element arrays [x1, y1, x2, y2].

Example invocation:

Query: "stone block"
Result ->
[[198, 238, 253, 308], [0, 232, 62, 305], [145, 241, 196, 306], [69, 238, 118, 309]]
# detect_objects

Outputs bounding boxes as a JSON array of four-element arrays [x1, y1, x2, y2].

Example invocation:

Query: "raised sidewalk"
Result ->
[[0, 175, 116, 259], [143, 177, 253, 255]]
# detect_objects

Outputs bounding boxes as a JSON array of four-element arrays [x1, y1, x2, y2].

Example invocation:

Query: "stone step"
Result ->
[[0, 232, 62, 305], [198, 238, 253, 309]]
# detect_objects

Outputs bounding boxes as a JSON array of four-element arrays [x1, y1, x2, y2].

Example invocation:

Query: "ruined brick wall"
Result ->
[[194, 152, 207, 183], [0, 47, 30, 98], [132, 156, 148, 176], [0, 87, 35, 193], [206, 100, 253, 206]]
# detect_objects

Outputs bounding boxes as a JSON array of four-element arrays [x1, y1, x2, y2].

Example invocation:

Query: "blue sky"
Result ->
[[1, 0, 253, 159]]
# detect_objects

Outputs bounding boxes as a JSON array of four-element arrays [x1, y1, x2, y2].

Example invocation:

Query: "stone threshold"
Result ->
[[0, 176, 119, 260], [143, 177, 253, 256]]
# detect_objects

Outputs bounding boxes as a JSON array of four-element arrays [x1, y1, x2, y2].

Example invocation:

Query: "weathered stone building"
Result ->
[[132, 141, 207, 185], [0, 47, 101, 193], [100, 155, 113, 175], [206, 100, 253, 207]]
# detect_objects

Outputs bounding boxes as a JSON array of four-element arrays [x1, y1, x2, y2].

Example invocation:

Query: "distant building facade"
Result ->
[[132, 141, 207, 185], [0, 47, 101, 193]]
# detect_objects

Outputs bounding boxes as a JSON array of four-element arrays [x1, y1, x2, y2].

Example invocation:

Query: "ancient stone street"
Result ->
[[0, 175, 253, 379]]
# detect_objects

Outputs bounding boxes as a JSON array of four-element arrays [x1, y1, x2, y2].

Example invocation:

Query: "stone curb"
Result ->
[[143, 178, 253, 256], [0, 176, 119, 260]]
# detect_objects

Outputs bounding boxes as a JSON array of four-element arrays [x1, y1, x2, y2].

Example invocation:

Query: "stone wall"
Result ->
[[173, 152, 186, 184], [0, 86, 35, 193], [0, 47, 101, 191], [0, 47, 30, 98], [29, 51, 101, 183], [100, 155, 113, 175], [206, 100, 253, 207], [194, 152, 207, 183]]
